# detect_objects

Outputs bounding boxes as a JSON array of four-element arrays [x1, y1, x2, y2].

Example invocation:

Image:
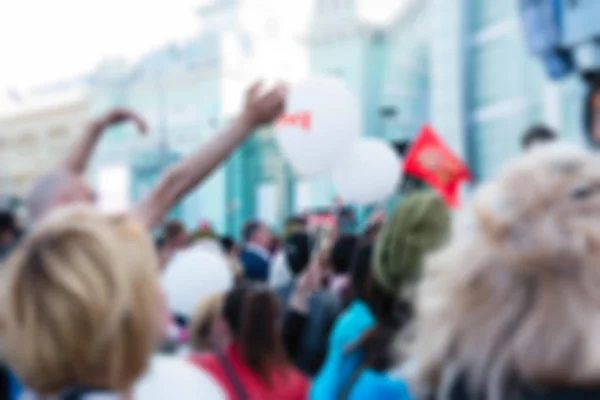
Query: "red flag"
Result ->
[[403, 125, 471, 207]]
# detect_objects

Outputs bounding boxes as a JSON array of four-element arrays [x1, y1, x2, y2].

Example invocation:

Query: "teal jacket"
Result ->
[[310, 300, 412, 400]]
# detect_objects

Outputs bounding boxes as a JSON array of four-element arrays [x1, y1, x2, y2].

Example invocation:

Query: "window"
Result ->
[[471, 0, 513, 31], [470, 35, 525, 107], [471, 113, 527, 180]]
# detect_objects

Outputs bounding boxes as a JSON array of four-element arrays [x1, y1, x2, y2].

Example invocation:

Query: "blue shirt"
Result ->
[[239, 245, 270, 282], [310, 300, 412, 400]]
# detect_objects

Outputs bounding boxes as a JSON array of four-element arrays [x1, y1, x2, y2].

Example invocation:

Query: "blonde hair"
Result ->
[[414, 145, 600, 398], [188, 293, 225, 351], [0, 205, 161, 395]]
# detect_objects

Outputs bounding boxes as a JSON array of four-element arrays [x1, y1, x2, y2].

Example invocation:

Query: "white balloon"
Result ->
[[274, 76, 361, 177], [134, 355, 226, 400], [331, 138, 402, 204], [162, 243, 233, 319]]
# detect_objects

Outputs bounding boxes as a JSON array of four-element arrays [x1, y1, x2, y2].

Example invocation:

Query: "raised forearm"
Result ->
[[62, 108, 148, 174], [133, 115, 255, 228], [61, 120, 103, 174]]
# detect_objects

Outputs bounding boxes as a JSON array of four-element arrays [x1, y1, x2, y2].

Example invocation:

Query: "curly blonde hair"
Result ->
[[414, 145, 600, 398], [0, 205, 162, 395]]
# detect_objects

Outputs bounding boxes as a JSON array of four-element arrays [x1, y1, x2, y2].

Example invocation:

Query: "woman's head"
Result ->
[[347, 192, 449, 371], [414, 145, 600, 396], [372, 191, 450, 299], [223, 284, 286, 379], [330, 234, 358, 275], [284, 232, 313, 276], [189, 293, 227, 352], [0, 205, 162, 395]]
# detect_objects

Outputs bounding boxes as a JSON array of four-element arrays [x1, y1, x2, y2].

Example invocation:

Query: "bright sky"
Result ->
[[0, 0, 406, 93]]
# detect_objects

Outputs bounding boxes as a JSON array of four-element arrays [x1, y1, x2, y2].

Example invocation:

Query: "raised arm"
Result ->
[[62, 108, 147, 174], [133, 82, 286, 229]]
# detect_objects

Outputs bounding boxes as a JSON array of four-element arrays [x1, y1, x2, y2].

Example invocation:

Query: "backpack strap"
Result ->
[[216, 351, 249, 400], [337, 362, 366, 400]]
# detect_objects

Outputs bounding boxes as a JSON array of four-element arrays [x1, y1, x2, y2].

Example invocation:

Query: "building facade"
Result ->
[[0, 90, 89, 199], [6, 0, 593, 233], [306, 0, 589, 192], [88, 0, 301, 236]]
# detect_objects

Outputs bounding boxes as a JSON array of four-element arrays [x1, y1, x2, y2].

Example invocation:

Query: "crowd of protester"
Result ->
[[1, 76, 598, 400]]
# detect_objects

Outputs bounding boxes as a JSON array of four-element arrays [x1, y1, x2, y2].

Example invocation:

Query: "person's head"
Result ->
[[163, 220, 188, 250], [0, 205, 162, 395], [521, 124, 557, 151], [222, 284, 286, 379], [27, 170, 95, 225], [220, 236, 239, 258], [372, 191, 451, 300], [284, 232, 313, 277], [0, 210, 17, 244], [348, 192, 450, 371], [243, 220, 271, 248], [189, 293, 228, 352], [330, 235, 358, 275], [414, 144, 600, 397], [283, 216, 307, 239]]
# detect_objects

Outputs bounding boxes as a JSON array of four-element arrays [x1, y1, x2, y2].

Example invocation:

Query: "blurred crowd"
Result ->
[[1, 80, 599, 400]]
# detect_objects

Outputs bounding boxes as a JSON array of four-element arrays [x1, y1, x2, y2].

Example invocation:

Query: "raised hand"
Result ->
[[288, 261, 324, 314], [242, 81, 287, 128], [62, 108, 148, 174], [94, 107, 148, 135], [367, 207, 386, 227]]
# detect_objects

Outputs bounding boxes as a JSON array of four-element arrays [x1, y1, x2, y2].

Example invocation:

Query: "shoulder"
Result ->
[[330, 301, 376, 347], [274, 367, 310, 398], [288, 368, 310, 388], [134, 355, 226, 400], [188, 352, 221, 373], [354, 371, 412, 400]]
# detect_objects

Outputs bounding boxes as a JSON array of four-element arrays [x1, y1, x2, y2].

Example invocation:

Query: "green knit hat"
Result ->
[[372, 191, 451, 296]]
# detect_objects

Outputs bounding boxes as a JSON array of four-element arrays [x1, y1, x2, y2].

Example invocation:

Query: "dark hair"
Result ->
[[154, 236, 165, 250], [223, 284, 287, 380], [220, 236, 236, 253], [163, 220, 185, 242], [585, 79, 600, 147], [284, 232, 312, 276], [242, 220, 263, 242], [361, 278, 413, 371], [521, 124, 557, 150], [330, 235, 358, 275], [349, 244, 373, 302], [0, 211, 16, 235], [363, 221, 383, 244], [346, 244, 413, 371]]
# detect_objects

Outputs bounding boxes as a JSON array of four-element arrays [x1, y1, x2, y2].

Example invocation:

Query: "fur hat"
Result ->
[[372, 191, 450, 296]]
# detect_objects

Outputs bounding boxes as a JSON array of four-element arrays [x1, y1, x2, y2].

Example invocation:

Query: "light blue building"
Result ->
[[306, 0, 589, 190], [88, 0, 293, 236], [84, 0, 597, 235]]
